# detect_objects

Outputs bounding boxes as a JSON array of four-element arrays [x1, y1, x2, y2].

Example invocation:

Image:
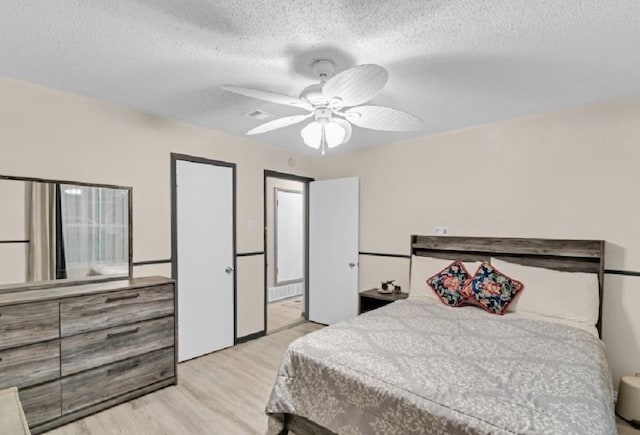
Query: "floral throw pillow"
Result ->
[[462, 263, 524, 315], [426, 261, 473, 307]]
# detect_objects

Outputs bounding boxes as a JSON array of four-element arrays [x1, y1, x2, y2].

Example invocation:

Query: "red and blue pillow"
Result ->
[[461, 263, 524, 315], [428, 261, 524, 314], [426, 261, 474, 307]]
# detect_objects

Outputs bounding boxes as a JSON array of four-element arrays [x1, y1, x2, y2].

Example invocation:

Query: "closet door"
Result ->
[[309, 177, 359, 325], [176, 159, 235, 362]]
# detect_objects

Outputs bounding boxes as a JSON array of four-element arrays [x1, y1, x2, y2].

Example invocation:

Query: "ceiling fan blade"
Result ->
[[246, 114, 312, 135], [344, 105, 423, 132], [322, 64, 388, 107], [222, 85, 313, 111]]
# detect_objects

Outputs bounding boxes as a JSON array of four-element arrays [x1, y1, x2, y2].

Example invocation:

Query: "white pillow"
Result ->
[[490, 258, 599, 326], [409, 255, 481, 301]]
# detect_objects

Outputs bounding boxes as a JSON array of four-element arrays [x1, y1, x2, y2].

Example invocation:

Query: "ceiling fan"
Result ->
[[222, 59, 423, 154]]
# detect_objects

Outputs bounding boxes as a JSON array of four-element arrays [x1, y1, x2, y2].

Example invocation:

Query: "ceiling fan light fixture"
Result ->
[[326, 118, 352, 148], [301, 121, 322, 149], [301, 118, 352, 151], [323, 122, 345, 148]]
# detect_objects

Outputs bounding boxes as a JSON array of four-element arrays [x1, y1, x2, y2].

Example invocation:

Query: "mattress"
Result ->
[[265, 298, 615, 434]]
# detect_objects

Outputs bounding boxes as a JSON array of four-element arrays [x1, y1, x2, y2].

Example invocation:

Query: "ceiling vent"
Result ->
[[244, 109, 272, 120]]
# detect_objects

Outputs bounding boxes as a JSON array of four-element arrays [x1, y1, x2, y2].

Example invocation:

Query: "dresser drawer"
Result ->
[[19, 380, 61, 427], [0, 301, 59, 350], [60, 284, 174, 337], [61, 316, 175, 376], [0, 341, 60, 390], [61, 347, 174, 414]]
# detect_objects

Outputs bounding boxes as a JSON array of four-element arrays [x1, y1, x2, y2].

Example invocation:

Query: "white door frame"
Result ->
[[171, 153, 237, 355], [263, 170, 313, 334]]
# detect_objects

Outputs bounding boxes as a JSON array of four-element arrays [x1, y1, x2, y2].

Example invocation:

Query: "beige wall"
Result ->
[[315, 96, 640, 386], [0, 76, 316, 338], [265, 177, 304, 289], [0, 244, 27, 286], [0, 179, 28, 285], [237, 254, 265, 337]]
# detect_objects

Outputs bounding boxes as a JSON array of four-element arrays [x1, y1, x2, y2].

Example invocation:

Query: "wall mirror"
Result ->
[[275, 188, 304, 286], [0, 175, 132, 289]]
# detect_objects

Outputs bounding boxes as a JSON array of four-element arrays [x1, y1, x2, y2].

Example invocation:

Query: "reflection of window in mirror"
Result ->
[[21, 181, 129, 284], [59, 185, 129, 279]]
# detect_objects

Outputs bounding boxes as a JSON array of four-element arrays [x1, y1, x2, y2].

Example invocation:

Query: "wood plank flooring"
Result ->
[[267, 296, 304, 333], [46, 322, 323, 435]]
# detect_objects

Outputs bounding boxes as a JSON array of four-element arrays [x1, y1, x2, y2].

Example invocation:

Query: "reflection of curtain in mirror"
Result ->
[[28, 182, 57, 282], [54, 184, 67, 280], [60, 185, 128, 278]]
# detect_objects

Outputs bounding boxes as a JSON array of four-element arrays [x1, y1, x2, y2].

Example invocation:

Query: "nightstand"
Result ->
[[359, 288, 409, 314]]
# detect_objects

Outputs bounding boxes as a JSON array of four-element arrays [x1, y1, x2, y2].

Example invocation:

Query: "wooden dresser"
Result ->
[[0, 276, 177, 434]]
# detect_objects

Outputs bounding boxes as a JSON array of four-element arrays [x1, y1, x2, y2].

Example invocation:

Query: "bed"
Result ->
[[265, 236, 616, 435]]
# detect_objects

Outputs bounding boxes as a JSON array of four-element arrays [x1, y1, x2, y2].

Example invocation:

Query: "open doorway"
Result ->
[[264, 171, 312, 334]]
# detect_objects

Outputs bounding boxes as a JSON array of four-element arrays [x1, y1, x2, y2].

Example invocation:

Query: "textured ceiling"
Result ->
[[1, 1, 640, 155]]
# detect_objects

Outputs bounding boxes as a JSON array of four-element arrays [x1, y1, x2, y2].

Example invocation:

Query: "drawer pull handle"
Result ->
[[107, 361, 140, 376], [105, 293, 139, 303], [107, 327, 140, 339]]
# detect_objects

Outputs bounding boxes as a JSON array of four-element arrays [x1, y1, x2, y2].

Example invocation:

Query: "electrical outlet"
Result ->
[[434, 226, 448, 235]]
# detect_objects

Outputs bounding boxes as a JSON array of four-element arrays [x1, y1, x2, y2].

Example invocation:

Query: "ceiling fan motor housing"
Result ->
[[300, 83, 326, 105], [314, 107, 332, 121], [299, 59, 337, 105]]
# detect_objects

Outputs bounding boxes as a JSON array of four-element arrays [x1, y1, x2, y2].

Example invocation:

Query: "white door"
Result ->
[[176, 159, 235, 362], [309, 177, 359, 324]]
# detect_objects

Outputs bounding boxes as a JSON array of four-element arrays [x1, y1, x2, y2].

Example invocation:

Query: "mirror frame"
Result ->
[[0, 174, 133, 291]]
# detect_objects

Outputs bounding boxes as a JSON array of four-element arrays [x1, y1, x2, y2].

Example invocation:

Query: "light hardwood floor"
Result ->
[[47, 322, 323, 435], [267, 296, 304, 333]]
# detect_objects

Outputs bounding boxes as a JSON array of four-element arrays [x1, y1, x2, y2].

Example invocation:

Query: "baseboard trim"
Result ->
[[359, 251, 411, 259], [237, 251, 265, 257], [133, 259, 171, 266], [605, 269, 640, 277], [235, 330, 266, 344]]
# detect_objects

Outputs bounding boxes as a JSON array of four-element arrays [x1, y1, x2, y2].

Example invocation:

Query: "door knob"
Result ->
[[225, 266, 234, 274], [349, 262, 356, 268]]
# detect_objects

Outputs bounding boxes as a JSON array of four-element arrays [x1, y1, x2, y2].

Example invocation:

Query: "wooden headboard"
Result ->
[[411, 235, 606, 335]]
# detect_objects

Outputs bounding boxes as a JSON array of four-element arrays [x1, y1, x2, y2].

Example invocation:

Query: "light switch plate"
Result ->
[[434, 226, 448, 235]]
